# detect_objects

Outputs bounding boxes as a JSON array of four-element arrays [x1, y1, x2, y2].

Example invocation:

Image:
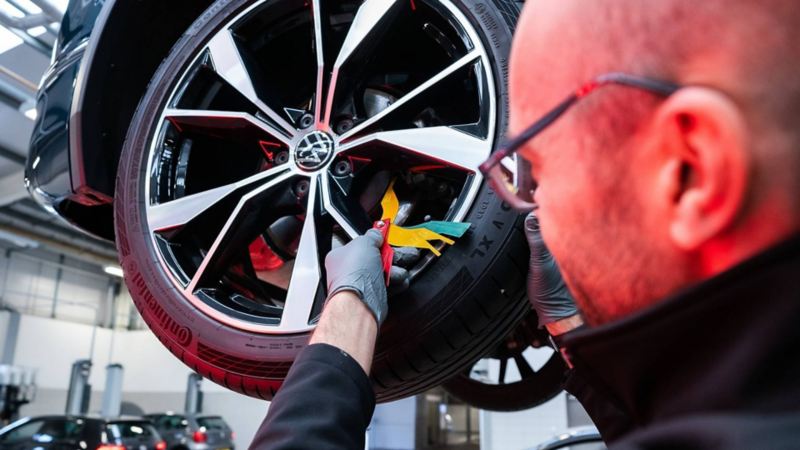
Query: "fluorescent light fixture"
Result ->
[[0, 27, 23, 54], [104, 265, 124, 278], [23, 107, 37, 120], [29, 26, 47, 37]]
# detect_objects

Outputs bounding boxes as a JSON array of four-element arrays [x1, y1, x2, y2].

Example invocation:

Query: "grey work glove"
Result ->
[[324, 230, 418, 326], [525, 212, 579, 328], [388, 247, 419, 295]]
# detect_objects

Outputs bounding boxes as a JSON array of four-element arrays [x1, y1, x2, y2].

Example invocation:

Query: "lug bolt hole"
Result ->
[[275, 151, 290, 165], [333, 160, 352, 176], [299, 114, 314, 129], [294, 179, 310, 197], [334, 118, 354, 135]]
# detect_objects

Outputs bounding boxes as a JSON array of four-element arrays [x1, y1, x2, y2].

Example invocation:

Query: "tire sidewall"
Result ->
[[114, 0, 524, 398]]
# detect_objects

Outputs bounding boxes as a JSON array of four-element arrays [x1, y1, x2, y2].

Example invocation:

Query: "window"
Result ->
[[196, 417, 228, 431], [154, 415, 188, 430], [0, 418, 84, 444], [106, 422, 156, 439]]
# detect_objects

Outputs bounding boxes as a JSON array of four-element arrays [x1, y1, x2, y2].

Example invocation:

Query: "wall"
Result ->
[[0, 246, 139, 329], [479, 347, 569, 450], [5, 311, 269, 449], [369, 396, 415, 450]]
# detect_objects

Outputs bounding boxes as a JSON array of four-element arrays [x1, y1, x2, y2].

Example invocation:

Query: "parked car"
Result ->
[[145, 413, 234, 450], [530, 427, 605, 450], [26, 0, 563, 409], [0, 415, 166, 450]]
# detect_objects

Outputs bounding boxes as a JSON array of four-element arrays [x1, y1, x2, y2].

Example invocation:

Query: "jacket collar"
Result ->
[[561, 233, 800, 425]]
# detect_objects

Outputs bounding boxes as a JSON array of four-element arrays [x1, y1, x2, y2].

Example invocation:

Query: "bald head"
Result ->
[[510, 0, 800, 324], [512, 0, 800, 176]]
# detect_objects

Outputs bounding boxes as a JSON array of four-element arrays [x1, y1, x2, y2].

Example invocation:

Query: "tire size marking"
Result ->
[[470, 235, 495, 258]]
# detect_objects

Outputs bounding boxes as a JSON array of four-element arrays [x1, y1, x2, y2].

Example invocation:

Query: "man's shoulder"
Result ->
[[610, 410, 800, 450]]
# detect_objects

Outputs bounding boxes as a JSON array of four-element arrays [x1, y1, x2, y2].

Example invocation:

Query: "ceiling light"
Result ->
[[23, 106, 37, 120], [103, 265, 124, 278]]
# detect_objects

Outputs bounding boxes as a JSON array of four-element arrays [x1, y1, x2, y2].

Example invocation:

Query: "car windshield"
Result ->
[[106, 421, 157, 441], [0, 418, 85, 444], [151, 415, 187, 430], [196, 417, 227, 431]]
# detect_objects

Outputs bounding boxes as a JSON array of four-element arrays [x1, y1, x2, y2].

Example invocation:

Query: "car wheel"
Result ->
[[115, 0, 527, 402], [442, 312, 566, 411]]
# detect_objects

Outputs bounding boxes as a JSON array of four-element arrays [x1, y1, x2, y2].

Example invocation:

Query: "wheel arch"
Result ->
[[69, 0, 215, 239]]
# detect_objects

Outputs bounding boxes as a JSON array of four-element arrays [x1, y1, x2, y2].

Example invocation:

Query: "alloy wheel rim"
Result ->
[[142, 0, 501, 334]]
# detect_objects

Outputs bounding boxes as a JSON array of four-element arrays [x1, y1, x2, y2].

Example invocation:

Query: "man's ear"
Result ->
[[652, 87, 751, 251]]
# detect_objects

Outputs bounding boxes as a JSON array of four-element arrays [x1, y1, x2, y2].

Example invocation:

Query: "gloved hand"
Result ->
[[525, 213, 579, 328], [324, 230, 418, 326]]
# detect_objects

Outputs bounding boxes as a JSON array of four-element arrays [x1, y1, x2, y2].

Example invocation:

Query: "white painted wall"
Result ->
[[369, 396, 415, 450], [480, 394, 567, 450], [0, 310, 9, 360], [479, 347, 569, 450], [7, 312, 268, 448], [0, 247, 137, 329]]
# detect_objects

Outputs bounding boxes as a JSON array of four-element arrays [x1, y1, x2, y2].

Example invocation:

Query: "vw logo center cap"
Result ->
[[294, 131, 334, 171]]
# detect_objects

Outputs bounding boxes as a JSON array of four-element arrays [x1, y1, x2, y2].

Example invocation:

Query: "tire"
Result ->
[[115, 0, 527, 402], [442, 311, 566, 411]]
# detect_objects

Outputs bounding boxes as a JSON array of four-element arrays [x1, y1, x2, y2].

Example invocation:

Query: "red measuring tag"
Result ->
[[373, 219, 394, 286]]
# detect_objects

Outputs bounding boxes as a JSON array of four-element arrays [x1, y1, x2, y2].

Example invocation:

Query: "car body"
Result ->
[[26, 0, 219, 239], [145, 413, 234, 450], [530, 427, 604, 450], [0, 415, 166, 450], [23, 0, 556, 411]]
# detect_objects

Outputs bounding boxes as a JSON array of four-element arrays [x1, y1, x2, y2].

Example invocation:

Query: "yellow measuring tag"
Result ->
[[386, 225, 454, 256], [380, 179, 400, 220], [379, 180, 455, 255]]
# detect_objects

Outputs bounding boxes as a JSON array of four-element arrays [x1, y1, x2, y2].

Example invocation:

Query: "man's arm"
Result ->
[[250, 293, 378, 450], [251, 230, 395, 449], [309, 291, 378, 374]]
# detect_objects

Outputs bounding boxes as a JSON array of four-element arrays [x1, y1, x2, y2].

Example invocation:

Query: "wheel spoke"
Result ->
[[311, 0, 326, 127], [333, 0, 399, 69], [498, 358, 508, 385], [186, 170, 297, 293], [338, 50, 481, 140], [338, 126, 490, 172], [514, 354, 536, 379], [206, 30, 297, 137], [320, 174, 361, 239], [148, 166, 292, 232], [164, 109, 293, 146], [321, 0, 400, 128], [280, 176, 323, 330]]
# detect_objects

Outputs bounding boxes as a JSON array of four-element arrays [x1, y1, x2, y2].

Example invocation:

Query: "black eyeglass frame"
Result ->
[[478, 72, 682, 212]]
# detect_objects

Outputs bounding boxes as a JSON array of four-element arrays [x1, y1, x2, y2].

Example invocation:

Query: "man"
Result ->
[[252, 0, 800, 448]]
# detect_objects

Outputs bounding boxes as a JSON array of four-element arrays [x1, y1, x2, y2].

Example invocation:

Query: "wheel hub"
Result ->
[[294, 131, 334, 171]]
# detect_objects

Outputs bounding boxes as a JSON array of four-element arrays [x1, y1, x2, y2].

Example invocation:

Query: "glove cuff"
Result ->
[[328, 285, 386, 327]]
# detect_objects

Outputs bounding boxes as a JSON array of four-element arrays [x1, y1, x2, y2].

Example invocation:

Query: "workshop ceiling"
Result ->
[[0, 0, 117, 265]]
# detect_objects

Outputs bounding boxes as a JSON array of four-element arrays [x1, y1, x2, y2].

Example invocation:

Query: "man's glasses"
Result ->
[[478, 73, 682, 212]]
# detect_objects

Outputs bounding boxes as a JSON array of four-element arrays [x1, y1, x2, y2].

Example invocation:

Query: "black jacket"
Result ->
[[250, 344, 375, 449], [560, 233, 800, 448], [252, 234, 800, 449]]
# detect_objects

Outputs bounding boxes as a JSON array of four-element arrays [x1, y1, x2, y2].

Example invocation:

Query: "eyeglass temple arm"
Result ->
[[478, 94, 580, 173], [597, 72, 681, 96], [478, 73, 681, 174]]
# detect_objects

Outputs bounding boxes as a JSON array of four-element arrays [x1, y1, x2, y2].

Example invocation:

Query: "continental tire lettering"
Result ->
[[131, 272, 193, 346], [115, 208, 130, 257]]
